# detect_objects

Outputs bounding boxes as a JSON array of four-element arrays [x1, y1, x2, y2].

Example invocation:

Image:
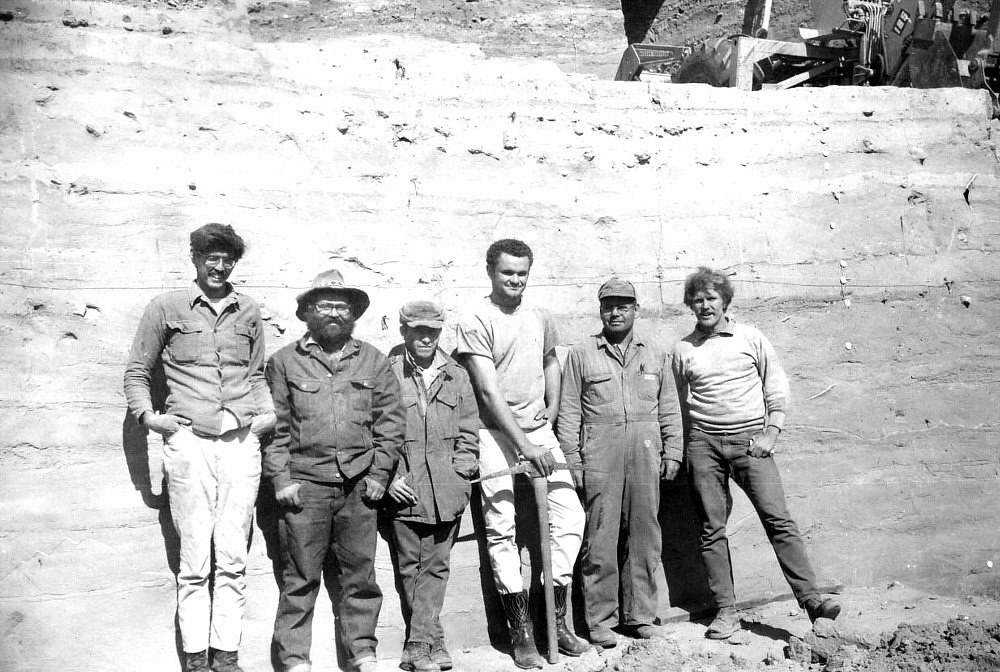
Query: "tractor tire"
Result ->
[[673, 48, 730, 86]]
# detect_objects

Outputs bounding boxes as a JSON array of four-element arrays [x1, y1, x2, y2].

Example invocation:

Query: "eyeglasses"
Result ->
[[201, 254, 236, 270], [312, 301, 353, 317], [600, 303, 635, 315]]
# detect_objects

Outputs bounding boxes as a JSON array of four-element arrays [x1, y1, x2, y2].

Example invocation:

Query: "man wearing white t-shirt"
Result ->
[[455, 239, 589, 669]]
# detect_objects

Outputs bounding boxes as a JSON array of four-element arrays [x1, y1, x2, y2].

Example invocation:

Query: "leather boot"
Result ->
[[210, 649, 244, 672], [184, 651, 209, 672], [499, 591, 544, 669], [553, 585, 591, 656]]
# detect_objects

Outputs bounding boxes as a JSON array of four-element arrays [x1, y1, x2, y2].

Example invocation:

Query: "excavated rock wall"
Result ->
[[1, 1, 998, 670]]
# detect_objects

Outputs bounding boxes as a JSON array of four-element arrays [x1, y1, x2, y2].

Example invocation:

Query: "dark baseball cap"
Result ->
[[399, 300, 445, 328], [597, 278, 637, 301]]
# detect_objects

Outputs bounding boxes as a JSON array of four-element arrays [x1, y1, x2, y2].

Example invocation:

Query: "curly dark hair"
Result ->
[[683, 266, 734, 310], [486, 238, 533, 268], [190, 223, 246, 261]]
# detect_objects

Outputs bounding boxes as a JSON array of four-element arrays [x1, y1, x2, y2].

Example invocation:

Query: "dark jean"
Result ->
[[686, 430, 819, 609], [273, 478, 382, 670], [384, 518, 461, 645]]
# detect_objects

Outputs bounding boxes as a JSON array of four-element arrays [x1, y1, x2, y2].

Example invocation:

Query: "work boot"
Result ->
[[210, 649, 243, 672], [705, 607, 741, 639], [804, 596, 842, 623], [430, 637, 453, 670], [553, 585, 592, 656], [622, 623, 667, 639], [399, 642, 441, 672], [499, 591, 544, 670], [588, 627, 618, 649], [185, 651, 209, 672]]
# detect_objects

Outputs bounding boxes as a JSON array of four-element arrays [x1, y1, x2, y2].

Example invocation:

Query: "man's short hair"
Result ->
[[683, 267, 734, 310], [486, 239, 533, 268], [190, 223, 246, 261]]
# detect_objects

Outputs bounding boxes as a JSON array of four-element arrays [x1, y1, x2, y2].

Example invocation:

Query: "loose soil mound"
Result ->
[[856, 619, 1000, 671]]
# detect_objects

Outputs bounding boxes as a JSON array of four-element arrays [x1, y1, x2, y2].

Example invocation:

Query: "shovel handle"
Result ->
[[532, 476, 559, 664]]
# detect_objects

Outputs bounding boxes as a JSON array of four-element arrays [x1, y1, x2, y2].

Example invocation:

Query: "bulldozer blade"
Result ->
[[909, 30, 964, 88]]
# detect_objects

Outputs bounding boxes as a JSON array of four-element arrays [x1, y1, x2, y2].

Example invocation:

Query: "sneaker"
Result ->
[[430, 638, 453, 670], [804, 597, 842, 623], [400, 642, 440, 672], [705, 607, 741, 639], [185, 651, 210, 672], [210, 650, 243, 672]]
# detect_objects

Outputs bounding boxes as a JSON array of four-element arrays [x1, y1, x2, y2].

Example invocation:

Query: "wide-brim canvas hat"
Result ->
[[295, 269, 370, 320]]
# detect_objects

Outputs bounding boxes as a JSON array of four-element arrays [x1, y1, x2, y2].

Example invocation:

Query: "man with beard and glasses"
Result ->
[[455, 239, 589, 669], [382, 300, 479, 672], [264, 269, 405, 672], [124, 223, 276, 672], [671, 266, 841, 640], [556, 278, 683, 648]]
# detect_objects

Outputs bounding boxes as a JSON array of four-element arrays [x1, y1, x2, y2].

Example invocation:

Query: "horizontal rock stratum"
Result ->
[[1, 1, 998, 670]]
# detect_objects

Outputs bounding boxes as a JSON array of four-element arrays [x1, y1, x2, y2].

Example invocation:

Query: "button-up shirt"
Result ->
[[557, 330, 683, 463], [264, 335, 405, 492], [123, 281, 274, 436]]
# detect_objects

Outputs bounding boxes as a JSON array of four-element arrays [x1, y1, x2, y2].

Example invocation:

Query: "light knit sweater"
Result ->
[[671, 317, 789, 435]]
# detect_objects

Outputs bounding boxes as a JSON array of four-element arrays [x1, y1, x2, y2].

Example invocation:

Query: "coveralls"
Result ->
[[557, 332, 683, 636]]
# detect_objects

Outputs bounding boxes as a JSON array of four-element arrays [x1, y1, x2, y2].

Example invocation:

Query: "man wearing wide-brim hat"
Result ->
[[264, 269, 405, 672]]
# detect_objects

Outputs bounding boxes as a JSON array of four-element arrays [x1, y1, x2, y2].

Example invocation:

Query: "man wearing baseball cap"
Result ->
[[264, 269, 405, 672], [556, 277, 683, 648], [383, 300, 479, 672]]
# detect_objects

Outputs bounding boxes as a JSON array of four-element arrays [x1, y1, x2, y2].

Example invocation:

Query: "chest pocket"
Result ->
[[233, 322, 255, 364], [637, 371, 660, 401], [583, 372, 616, 406], [349, 378, 375, 417], [166, 320, 206, 364], [432, 388, 460, 438], [288, 379, 324, 416]]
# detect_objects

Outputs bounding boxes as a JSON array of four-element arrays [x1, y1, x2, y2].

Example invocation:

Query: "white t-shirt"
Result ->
[[455, 297, 558, 431]]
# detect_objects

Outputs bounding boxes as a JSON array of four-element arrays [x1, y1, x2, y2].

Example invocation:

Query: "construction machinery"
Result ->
[[615, 0, 1000, 104]]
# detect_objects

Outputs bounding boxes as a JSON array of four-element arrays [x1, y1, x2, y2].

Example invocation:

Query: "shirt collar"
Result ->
[[299, 333, 360, 359], [187, 280, 238, 308], [595, 330, 642, 351], [403, 347, 448, 377], [691, 315, 736, 342]]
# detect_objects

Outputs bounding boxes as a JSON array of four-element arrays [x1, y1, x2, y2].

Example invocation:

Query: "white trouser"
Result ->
[[162, 427, 261, 653], [478, 424, 585, 594]]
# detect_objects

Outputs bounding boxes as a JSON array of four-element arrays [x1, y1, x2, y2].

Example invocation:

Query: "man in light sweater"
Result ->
[[670, 267, 840, 640]]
